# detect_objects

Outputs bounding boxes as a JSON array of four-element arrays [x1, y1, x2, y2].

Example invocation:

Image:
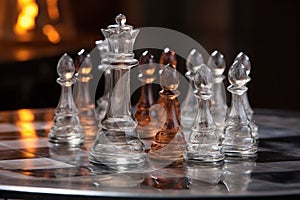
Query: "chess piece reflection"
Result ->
[[95, 39, 110, 121], [149, 64, 186, 168], [134, 51, 161, 139], [89, 14, 148, 171], [222, 61, 257, 158], [221, 159, 256, 192], [181, 49, 203, 128], [49, 54, 84, 146], [234, 52, 259, 140], [185, 64, 224, 165], [207, 50, 227, 139], [74, 49, 98, 140]]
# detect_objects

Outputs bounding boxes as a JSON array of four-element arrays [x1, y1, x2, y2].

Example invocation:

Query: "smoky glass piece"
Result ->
[[134, 51, 160, 139], [185, 64, 224, 165], [159, 48, 177, 68], [49, 54, 84, 147], [149, 64, 185, 168]]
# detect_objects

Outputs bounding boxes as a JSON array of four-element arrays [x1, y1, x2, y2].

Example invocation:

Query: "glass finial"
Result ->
[[228, 61, 249, 88], [75, 49, 92, 75], [116, 14, 126, 26], [160, 64, 179, 91], [194, 64, 214, 94], [186, 49, 203, 73], [159, 48, 177, 68], [57, 53, 75, 80], [139, 50, 156, 76], [208, 50, 226, 76], [235, 52, 251, 75]]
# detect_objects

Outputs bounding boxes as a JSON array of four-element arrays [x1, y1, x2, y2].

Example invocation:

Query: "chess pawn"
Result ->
[[134, 50, 160, 139], [149, 64, 186, 168], [181, 49, 203, 128], [89, 14, 148, 171], [74, 49, 98, 139], [157, 48, 180, 118], [222, 61, 257, 158], [95, 39, 110, 121], [49, 54, 84, 146], [207, 50, 228, 138], [234, 52, 259, 140], [185, 64, 224, 165]]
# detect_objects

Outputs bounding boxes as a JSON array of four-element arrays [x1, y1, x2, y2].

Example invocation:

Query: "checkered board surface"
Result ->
[[0, 109, 300, 198]]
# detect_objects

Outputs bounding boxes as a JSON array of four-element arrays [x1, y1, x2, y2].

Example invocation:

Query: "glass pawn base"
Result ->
[[89, 129, 148, 172], [137, 125, 159, 139], [48, 133, 84, 147], [223, 145, 257, 159]]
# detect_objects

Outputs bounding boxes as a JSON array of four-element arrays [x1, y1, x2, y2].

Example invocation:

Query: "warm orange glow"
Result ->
[[14, 0, 39, 37], [14, 49, 32, 61], [16, 109, 36, 138], [42, 24, 61, 44], [46, 0, 60, 21]]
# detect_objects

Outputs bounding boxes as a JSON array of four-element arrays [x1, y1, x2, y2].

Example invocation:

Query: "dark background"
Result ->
[[0, 0, 299, 111]]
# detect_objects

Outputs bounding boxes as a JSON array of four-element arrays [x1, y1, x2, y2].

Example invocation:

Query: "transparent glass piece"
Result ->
[[207, 50, 227, 138], [222, 61, 257, 158], [74, 50, 98, 140], [95, 39, 110, 121], [149, 65, 185, 168], [134, 51, 160, 139], [181, 49, 203, 128], [89, 14, 148, 171], [235, 52, 259, 139], [185, 64, 224, 165], [49, 54, 84, 146]]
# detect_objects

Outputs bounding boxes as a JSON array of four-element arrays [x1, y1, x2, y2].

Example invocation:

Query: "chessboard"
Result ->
[[0, 108, 300, 199]]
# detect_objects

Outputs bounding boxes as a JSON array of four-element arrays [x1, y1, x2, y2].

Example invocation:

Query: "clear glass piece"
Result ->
[[185, 64, 224, 165], [49, 54, 84, 146], [181, 49, 203, 128], [74, 50, 98, 140], [89, 14, 148, 171], [235, 52, 259, 139], [207, 50, 227, 138], [222, 61, 257, 158]]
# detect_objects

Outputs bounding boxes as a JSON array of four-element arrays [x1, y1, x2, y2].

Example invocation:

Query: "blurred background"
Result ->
[[0, 0, 299, 111]]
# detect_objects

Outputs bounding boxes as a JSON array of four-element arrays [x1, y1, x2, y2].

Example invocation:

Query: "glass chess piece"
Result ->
[[49, 53, 84, 146], [222, 61, 257, 158], [148, 64, 186, 168], [185, 64, 224, 165], [134, 50, 161, 139], [157, 48, 181, 118], [89, 14, 148, 171], [181, 49, 203, 128], [74, 49, 98, 139], [207, 50, 228, 138], [95, 39, 110, 121], [234, 52, 259, 140]]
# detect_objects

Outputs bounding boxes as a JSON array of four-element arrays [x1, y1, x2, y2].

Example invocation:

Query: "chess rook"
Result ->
[[49, 53, 84, 146], [89, 14, 148, 171], [149, 64, 186, 168], [185, 64, 224, 165], [222, 61, 257, 158]]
